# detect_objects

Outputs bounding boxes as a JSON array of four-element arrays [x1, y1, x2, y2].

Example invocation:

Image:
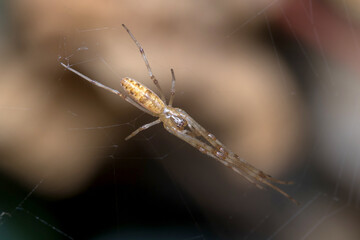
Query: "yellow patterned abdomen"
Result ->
[[121, 77, 165, 115]]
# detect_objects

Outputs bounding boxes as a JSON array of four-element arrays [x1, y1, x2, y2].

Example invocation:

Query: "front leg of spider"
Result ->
[[160, 107, 299, 205]]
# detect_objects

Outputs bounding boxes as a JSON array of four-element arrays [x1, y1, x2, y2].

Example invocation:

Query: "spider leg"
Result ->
[[125, 119, 161, 141], [61, 62, 123, 96], [168, 69, 176, 106], [122, 24, 167, 103], [228, 154, 299, 204], [232, 158, 294, 185], [188, 124, 202, 137], [180, 109, 293, 183], [177, 109, 227, 149], [176, 110, 298, 204], [61, 63, 156, 116], [164, 125, 264, 189]]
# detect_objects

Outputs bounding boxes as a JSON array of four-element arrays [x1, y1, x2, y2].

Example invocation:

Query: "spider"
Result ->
[[60, 24, 298, 205]]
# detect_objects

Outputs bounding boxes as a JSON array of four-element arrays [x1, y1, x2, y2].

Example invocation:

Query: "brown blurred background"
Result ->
[[0, 0, 360, 239]]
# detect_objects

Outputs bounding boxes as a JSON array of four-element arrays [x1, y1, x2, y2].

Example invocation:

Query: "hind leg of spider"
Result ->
[[122, 24, 166, 102], [168, 69, 176, 106], [125, 119, 161, 141], [60, 62, 156, 116]]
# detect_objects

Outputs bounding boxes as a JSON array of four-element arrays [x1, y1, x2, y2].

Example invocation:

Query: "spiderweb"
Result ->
[[1, 0, 360, 239]]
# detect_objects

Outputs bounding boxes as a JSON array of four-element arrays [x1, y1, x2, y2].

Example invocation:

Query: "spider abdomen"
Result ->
[[121, 77, 165, 115]]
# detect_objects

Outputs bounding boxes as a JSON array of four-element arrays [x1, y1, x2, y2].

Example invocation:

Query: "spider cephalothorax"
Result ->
[[161, 107, 188, 130]]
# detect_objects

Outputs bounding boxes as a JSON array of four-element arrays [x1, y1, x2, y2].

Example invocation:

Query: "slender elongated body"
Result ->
[[121, 77, 165, 115], [61, 24, 298, 205]]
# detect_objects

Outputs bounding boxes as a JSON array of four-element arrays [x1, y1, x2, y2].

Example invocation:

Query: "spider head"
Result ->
[[162, 107, 188, 130], [171, 115, 187, 129]]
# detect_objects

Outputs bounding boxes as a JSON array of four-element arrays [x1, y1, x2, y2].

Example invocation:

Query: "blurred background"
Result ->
[[1, 0, 360, 239]]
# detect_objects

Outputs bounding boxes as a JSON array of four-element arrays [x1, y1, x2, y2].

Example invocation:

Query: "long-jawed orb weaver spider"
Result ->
[[60, 24, 298, 205]]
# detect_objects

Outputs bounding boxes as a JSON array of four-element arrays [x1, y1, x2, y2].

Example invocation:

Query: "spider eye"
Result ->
[[171, 116, 187, 129]]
